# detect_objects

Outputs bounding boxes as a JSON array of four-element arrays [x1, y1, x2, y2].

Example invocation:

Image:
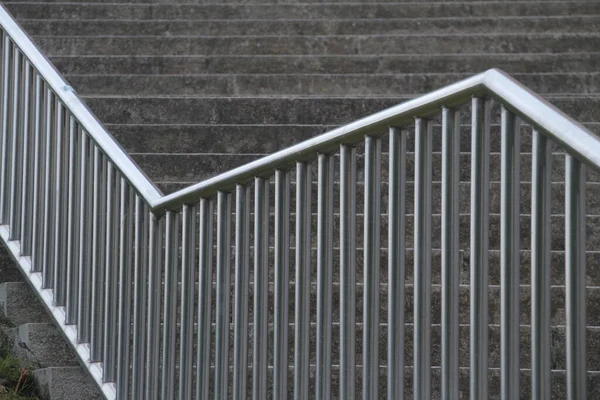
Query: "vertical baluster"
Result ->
[[273, 169, 290, 400], [441, 108, 460, 399], [162, 211, 180, 400], [388, 127, 406, 399], [340, 145, 356, 400], [196, 198, 214, 400], [179, 203, 197, 400], [41, 89, 54, 289], [565, 155, 587, 400], [53, 102, 68, 306], [233, 185, 250, 400], [65, 117, 80, 324], [19, 61, 32, 252], [30, 74, 43, 271], [90, 146, 107, 361], [364, 135, 381, 400], [531, 129, 552, 399], [116, 182, 134, 399], [77, 132, 92, 342], [104, 164, 121, 382], [316, 153, 334, 400], [414, 119, 432, 400], [145, 213, 163, 400], [500, 107, 521, 399], [8, 47, 22, 239], [132, 197, 149, 399], [215, 191, 232, 400], [294, 161, 311, 400], [0, 35, 11, 222], [254, 178, 270, 399], [470, 97, 491, 399]]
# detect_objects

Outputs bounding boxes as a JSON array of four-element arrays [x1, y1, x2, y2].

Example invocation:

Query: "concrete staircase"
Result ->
[[0, 246, 103, 399], [1, 0, 600, 398]]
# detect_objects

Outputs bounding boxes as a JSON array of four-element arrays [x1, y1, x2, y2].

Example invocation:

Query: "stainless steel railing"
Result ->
[[0, 4, 597, 399]]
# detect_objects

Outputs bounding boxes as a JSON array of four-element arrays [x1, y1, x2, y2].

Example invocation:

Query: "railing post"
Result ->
[[316, 153, 334, 400], [273, 170, 291, 400], [161, 210, 179, 400], [145, 212, 163, 400], [233, 185, 250, 400], [131, 197, 149, 399], [441, 108, 460, 400], [179, 203, 197, 400], [470, 97, 491, 399], [253, 178, 269, 399], [339, 145, 357, 400], [8, 46, 21, 238], [215, 191, 232, 400], [0, 35, 11, 224], [294, 161, 312, 400], [77, 132, 92, 342], [41, 89, 55, 289], [29, 74, 43, 271], [388, 126, 406, 400], [196, 198, 214, 400], [565, 155, 587, 400], [116, 182, 134, 399], [531, 129, 552, 398], [65, 117, 80, 325], [414, 118, 432, 400], [53, 102, 68, 306], [19, 61, 32, 253], [500, 107, 521, 399], [364, 135, 381, 400]]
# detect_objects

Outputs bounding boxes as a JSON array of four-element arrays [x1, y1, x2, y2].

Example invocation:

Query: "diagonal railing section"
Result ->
[[0, 4, 598, 399]]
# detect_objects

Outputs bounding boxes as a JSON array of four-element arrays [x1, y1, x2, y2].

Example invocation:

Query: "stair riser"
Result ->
[[7, 3, 600, 20], [20, 17, 600, 36], [51, 54, 600, 75], [34, 34, 600, 56], [66, 73, 600, 96], [111, 123, 600, 155], [169, 284, 600, 327], [84, 97, 600, 125], [133, 151, 600, 185]]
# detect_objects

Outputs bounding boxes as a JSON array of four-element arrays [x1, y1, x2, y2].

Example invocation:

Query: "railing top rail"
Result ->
[[0, 5, 163, 205], [2, 4, 599, 213]]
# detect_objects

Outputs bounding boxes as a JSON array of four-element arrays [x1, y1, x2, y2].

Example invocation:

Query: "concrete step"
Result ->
[[109, 122, 600, 155], [130, 149, 600, 184], [235, 283, 600, 327], [11, 323, 79, 368], [84, 95, 600, 125], [25, 0, 597, 3], [32, 33, 600, 56], [267, 248, 600, 287], [0, 282, 51, 326], [20, 15, 600, 36], [6, 2, 600, 20], [32, 367, 103, 400], [50, 53, 600, 75], [193, 366, 600, 399], [65, 72, 600, 96], [237, 324, 600, 370], [163, 245, 600, 288]]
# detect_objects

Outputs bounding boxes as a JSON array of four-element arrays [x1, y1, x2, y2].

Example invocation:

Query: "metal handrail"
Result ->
[[0, 3, 596, 400], [0, 5, 162, 205]]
